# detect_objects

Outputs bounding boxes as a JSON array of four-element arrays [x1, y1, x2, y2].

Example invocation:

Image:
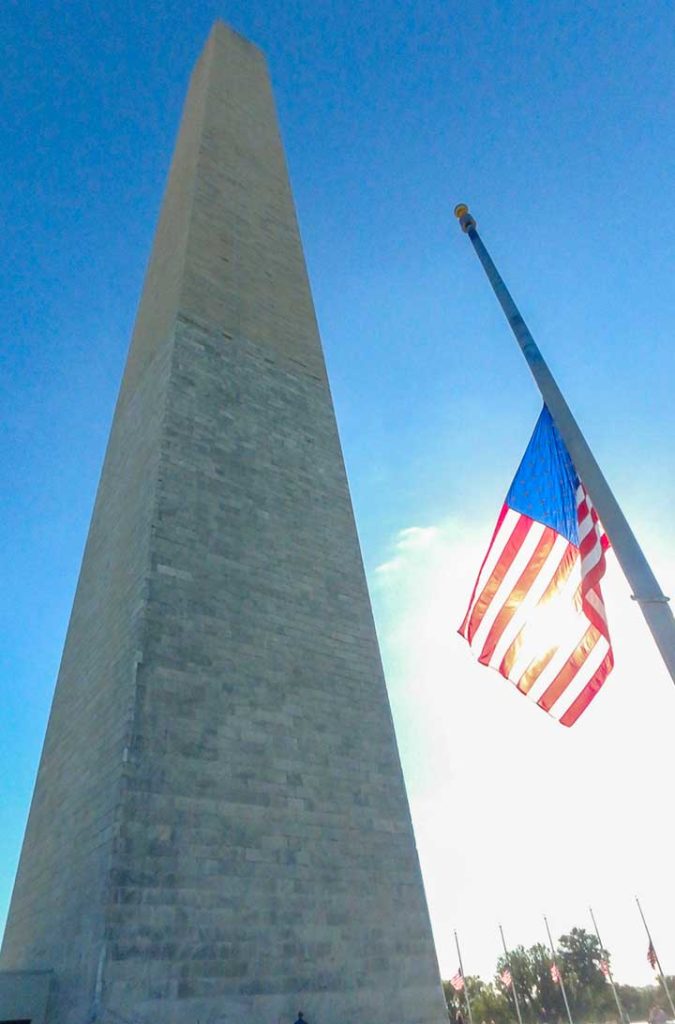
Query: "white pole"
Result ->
[[499, 923, 525, 1024], [589, 905, 627, 1023], [635, 896, 675, 1019], [454, 204, 675, 684], [455, 929, 475, 1024], [544, 915, 575, 1024]]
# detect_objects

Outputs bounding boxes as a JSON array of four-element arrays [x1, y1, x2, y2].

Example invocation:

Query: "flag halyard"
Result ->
[[459, 406, 613, 726]]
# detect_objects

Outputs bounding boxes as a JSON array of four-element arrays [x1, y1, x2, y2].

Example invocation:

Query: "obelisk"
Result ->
[[1, 22, 448, 1024]]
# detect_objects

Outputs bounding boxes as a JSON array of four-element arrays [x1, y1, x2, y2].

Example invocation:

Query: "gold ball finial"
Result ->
[[454, 203, 476, 232]]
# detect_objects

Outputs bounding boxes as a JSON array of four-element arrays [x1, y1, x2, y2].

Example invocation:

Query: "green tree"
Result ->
[[494, 943, 563, 1023], [557, 927, 613, 1020], [530, 942, 565, 1023], [443, 975, 511, 1024], [616, 981, 657, 1021], [496, 944, 540, 1024], [471, 977, 510, 1024]]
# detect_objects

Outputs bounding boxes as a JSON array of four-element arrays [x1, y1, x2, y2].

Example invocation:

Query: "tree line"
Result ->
[[443, 927, 674, 1024]]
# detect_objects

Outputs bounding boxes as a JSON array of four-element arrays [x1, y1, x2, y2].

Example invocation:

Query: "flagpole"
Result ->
[[544, 915, 575, 1024], [453, 204, 675, 685], [635, 896, 675, 1018], [589, 905, 626, 1023], [499, 924, 525, 1024], [455, 929, 475, 1024]]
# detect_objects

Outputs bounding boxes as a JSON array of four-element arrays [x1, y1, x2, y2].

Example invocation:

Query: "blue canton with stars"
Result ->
[[505, 405, 580, 546]]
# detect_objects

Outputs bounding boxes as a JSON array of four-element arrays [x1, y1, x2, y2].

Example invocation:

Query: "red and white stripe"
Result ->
[[460, 484, 613, 727], [450, 971, 465, 991], [500, 968, 513, 988]]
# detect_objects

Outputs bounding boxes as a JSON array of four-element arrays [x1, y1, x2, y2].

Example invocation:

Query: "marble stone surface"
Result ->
[[0, 22, 447, 1024]]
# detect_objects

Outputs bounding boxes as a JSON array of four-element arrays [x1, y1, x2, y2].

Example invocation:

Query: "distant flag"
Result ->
[[544, 915, 574, 1024], [459, 405, 613, 726], [451, 970, 465, 992], [499, 925, 525, 1024], [590, 907, 626, 1024], [637, 899, 675, 1019]]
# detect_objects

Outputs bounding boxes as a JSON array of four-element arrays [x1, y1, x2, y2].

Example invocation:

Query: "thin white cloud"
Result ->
[[374, 524, 443, 575]]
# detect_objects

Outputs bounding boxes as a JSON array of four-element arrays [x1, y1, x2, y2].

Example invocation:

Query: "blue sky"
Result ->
[[2, 0, 674, 990]]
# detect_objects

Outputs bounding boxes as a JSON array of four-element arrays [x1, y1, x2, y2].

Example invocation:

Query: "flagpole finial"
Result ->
[[454, 203, 476, 232]]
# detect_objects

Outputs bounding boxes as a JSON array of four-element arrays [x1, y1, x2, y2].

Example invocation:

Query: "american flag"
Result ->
[[500, 968, 513, 988], [459, 405, 613, 727], [550, 964, 561, 984], [599, 959, 610, 978], [450, 970, 465, 991], [648, 942, 658, 970]]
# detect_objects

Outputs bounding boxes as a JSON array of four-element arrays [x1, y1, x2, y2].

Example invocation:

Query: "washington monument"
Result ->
[[1, 22, 447, 1024]]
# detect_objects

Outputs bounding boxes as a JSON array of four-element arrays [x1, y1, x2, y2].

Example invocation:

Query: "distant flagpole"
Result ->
[[499, 923, 525, 1024], [455, 929, 475, 1024], [589, 905, 626, 1023], [453, 204, 675, 685], [544, 915, 575, 1024], [635, 896, 675, 1018]]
